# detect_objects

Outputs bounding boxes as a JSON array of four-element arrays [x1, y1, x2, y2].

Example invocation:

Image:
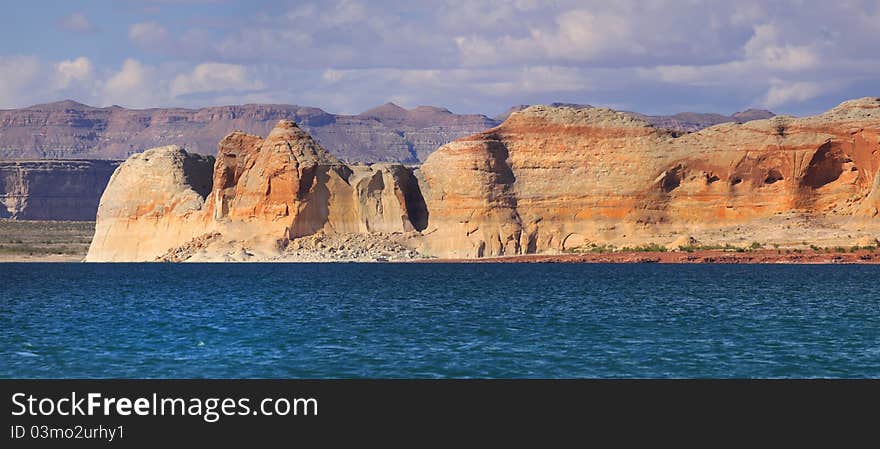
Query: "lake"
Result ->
[[2, 263, 878, 378]]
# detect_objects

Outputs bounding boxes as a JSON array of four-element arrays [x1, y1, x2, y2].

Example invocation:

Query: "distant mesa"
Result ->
[[0, 100, 500, 164], [0, 159, 120, 220], [731, 108, 775, 122], [358, 102, 410, 119]]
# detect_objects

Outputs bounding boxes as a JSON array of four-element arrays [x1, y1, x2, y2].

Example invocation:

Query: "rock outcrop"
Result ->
[[0, 100, 498, 163], [417, 98, 880, 257], [498, 103, 775, 133], [86, 146, 214, 261], [87, 98, 880, 261], [86, 120, 425, 261], [0, 160, 119, 220]]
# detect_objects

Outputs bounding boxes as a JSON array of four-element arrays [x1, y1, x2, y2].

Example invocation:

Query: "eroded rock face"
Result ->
[[87, 99, 880, 261], [417, 98, 880, 257], [85, 146, 214, 261], [0, 160, 119, 220], [86, 120, 422, 261]]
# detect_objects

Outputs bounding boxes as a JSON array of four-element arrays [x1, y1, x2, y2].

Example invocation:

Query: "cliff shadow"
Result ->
[[400, 167, 429, 231], [802, 141, 847, 189], [182, 155, 215, 201]]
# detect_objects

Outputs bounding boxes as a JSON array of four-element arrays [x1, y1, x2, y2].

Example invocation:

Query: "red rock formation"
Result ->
[[86, 120, 422, 261], [87, 98, 880, 261], [418, 98, 880, 257]]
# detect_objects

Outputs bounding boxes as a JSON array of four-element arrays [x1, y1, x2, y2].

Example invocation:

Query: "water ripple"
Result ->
[[1, 263, 879, 378]]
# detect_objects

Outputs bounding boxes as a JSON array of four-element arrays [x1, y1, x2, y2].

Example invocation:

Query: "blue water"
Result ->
[[1, 263, 879, 378]]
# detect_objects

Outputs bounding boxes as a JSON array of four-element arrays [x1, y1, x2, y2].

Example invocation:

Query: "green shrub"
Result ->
[[621, 243, 667, 252], [588, 244, 616, 253]]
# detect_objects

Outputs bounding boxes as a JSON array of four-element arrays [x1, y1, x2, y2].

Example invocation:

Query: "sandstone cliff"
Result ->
[[87, 98, 880, 262], [0, 160, 119, 220], [417, 98, 880, 257], [86, 120, 425, 261]]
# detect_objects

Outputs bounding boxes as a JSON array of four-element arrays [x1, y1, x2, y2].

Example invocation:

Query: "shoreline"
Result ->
[[0, 253, 85, 262], [2, 248, 879, 263], [423, 248, 880, 264]]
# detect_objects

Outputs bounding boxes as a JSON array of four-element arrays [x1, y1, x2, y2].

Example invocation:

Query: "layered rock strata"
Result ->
[[87, 98, 880, 261], [0, 100, 497, 163], [417, 98, 880, 257], [0, 160, 119, 220]]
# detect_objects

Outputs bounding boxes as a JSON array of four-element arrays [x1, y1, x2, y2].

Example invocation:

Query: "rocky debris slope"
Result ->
[[155, 231, 423, 262], [0, 160, 119, 220], [417, 98, 880, 258], [86, 120, 428, 262], [155, 232, 222, 263], [274, 231, 422, 262], [0, 100, 498, 163]]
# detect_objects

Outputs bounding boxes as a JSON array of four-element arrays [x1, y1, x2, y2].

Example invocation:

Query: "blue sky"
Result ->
[[1, 0, 879, 116]]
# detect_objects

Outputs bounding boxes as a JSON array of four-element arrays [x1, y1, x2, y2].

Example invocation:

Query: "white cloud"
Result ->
[[0, 56, 270, 109], [129, 22, 171, 49], [762, 82, 824, 108], [456, 9, 641, 66], [319, 0, 367, 26], [322, 69, 344, 83], [637, 19, 861, 109], [288, 65, 596, 114], [0, 56, 103, 108], [170, 63, 264, 98], [0, 56, 44, 107], [743, 24, 820, 71], [6, 1, 880, 115], [54, 57, 94, 89], [57, 13, 97, 33], [102, 59, 158, 107]]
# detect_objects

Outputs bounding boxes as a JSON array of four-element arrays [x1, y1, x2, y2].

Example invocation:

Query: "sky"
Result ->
[[1, 0, 879, 116]]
